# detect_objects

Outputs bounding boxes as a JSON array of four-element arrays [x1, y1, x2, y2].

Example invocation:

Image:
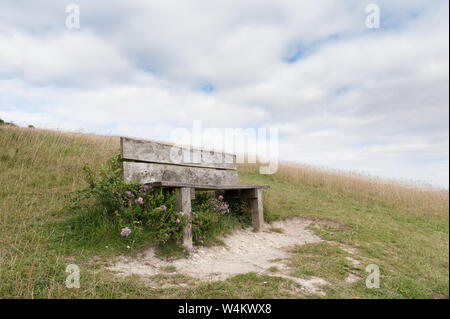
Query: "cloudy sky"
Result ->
[[0, 1, 448, 187]]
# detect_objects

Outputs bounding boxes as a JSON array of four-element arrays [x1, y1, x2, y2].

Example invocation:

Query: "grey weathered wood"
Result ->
[[121, 137, 236, 170], [249, 189, 264, 229], [120, 136, 269, 244], [147, 181, 270, 190], [123, 162, 239, 186], [175, 188, 193, 249]]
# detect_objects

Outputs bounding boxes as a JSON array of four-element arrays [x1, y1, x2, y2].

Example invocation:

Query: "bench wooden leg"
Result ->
[[250, 189, 264, 230], [175, 187, 193, 250], [223, 189, 265, 230]]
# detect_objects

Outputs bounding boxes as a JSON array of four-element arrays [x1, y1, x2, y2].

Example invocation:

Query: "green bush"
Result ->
[[191, 192, 250, 245], [68, 154, 250, 251]]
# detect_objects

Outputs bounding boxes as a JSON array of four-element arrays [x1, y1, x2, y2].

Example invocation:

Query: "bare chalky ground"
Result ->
[[108, 217, 329, 295]]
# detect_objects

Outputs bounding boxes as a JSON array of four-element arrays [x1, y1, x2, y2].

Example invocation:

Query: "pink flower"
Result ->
[[176, 218, 180, 223], [218, 195, 223, 201], [125, 191, 132, 197], [121, 227, 131, 237], [136, 197, 144, 204], [143, 184, 151, 191], [160, 205, 167, 211], [179, 211, 184, 216]]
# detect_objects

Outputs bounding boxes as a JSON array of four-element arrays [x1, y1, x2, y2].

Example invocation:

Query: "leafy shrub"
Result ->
[[191, 192, 250, 245], [70, 154, 186, 245], [68, 154, 251, 250]]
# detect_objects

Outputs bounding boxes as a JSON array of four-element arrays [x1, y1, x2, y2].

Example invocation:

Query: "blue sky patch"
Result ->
[[285, 33, 340, 64], [201, 84, 214, 94]]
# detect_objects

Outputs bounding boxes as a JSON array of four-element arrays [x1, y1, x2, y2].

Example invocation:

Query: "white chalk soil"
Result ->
[[107, 216, 350, 296]]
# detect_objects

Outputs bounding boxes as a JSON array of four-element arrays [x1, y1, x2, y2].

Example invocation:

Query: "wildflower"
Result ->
[[121, 227, 131, 237], [189, 247, 196, 253], [160, 205, 167, 211], [179, 211, 184, 216], [127, 245, 130, 249], [176, 218, 180, 223], [218, 195, 223, 201], [143, 184, 151, 191], [136, 197, 144, 204], [125, 191, 132, 197]]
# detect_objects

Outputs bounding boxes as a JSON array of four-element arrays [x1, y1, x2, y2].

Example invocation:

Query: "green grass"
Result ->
[[160, 265, 177, 273], [288, 242, 356, 281], [267, 227, 284, 234], [154, 240, 186, 260], [238, 169, 449, 298], [267, 266, 279, 273], [0, 126, 448, 298]]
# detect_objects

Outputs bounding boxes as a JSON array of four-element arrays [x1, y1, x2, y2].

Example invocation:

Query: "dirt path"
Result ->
[[108, 217, 329, 295]]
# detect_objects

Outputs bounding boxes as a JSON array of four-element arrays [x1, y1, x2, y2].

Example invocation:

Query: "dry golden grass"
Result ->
[[238, 161, 448, 216]]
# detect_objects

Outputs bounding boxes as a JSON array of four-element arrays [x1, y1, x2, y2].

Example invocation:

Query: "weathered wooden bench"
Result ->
[[120, 136, 269, 249]]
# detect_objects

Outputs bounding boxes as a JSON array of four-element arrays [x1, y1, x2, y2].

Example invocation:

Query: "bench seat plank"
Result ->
[[147, 181, 270, 190]]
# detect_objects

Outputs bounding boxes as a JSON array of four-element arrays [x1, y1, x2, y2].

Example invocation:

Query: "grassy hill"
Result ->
[[0, 125, 448, 298]]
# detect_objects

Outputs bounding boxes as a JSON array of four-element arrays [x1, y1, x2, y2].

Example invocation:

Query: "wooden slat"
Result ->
[[123, 162, 239, 186], [148, 181, 270, 190], [121, 137, 236, 170]]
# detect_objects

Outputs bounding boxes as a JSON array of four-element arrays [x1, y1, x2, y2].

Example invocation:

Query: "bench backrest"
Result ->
[[120, 137, 238, 186]]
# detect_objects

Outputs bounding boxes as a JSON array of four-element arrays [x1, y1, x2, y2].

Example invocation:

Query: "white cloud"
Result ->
[[0, 0, 448, 187]]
